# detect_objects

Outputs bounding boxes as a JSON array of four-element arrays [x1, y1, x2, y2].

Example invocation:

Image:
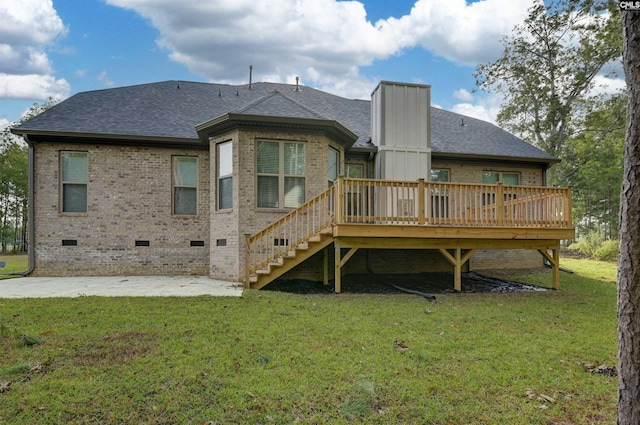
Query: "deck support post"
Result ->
[[334, 241, 342, 293], [454, 247, 462, 291], [438, 247, 476, 292], [334, 241, 358, 294], [538, 242, 561, 289], [323, 246, 329, 285]]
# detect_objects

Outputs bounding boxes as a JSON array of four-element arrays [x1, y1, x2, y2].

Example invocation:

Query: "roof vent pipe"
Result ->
[[295, 76, 300, 91], [249, 65, 253, 89]]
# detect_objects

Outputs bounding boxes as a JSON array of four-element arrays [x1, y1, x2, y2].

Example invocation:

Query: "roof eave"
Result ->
[[11, 129, 205, 149], [196, 113, 358, 148], [432, 151, 559, 167]]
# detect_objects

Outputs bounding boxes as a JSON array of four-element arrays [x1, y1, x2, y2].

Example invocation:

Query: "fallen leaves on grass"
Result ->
[[0, 361, 51, 394], [394, 339, 409, 353], [584, 363, 617, 377], [525, 389, 555, 403]]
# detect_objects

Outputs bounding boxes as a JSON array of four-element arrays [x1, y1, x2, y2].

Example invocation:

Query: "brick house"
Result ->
[[13, 80, 574, 290]]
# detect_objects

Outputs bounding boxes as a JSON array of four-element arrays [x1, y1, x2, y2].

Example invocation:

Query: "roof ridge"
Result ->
[[233, 90, 330, 120]]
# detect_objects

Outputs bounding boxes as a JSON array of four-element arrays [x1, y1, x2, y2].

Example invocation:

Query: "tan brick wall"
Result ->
[[431, 162, 544, 186], [32, 143, 210, 276], [208, 129, 345, 281]]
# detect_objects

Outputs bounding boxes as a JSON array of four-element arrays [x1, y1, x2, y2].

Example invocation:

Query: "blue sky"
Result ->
[[0, 0, 624, 129]]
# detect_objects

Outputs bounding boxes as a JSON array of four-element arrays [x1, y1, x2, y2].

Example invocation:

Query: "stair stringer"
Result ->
[[250, 232, 335, 290]]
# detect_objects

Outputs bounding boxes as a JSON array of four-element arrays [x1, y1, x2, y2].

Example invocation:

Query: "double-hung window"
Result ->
[[173, 156, 198, 215], [482, 171, 519, 186], [430, 169, 449, 218], [257, 140, 305, 208], [431, 168, 449, 182], [217, 141, 233, 210], [61, 151, 88, 213], [482, 171, 520, 205], [328, 147, 339, 187]]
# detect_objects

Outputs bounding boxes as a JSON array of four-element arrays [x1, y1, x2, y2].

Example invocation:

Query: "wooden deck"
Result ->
[[245, 177, 575, 292]]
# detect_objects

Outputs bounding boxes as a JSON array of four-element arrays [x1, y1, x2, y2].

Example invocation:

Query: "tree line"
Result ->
[[0, 99, 56, 255], [475, 0, 625, 242]]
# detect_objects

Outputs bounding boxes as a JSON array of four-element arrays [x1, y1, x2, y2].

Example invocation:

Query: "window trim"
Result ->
[[328, 146, 339, 187], [172, 155, 199, 216], [430, 168, 450, 182], [256, 139, 306, 209], [217, 141, 233, 211], [60, 150, 88, 214], [482, 171, 520, 186], [345, 163, 364, 179]]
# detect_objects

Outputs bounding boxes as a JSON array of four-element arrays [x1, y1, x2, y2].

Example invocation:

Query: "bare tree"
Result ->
[[618, 8, 640, 425]]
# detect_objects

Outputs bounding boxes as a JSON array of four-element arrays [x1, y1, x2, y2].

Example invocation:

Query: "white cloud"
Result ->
[[97, 70, 115, 87], [0, 118, 10, 130], [0, 0, 68, 100], [103, 0, 528, 97], [451, 92, 503, 124], [589, 74, 626, 98], [453, 88, 474, 102], [372, 0, 530, 65], [0, 73, 70, 100]]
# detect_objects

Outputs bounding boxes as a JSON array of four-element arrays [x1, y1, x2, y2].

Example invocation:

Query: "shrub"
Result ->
[[568, 231, 619, 261], [568, 231, 603, 257], [595, 239, 620, 262]]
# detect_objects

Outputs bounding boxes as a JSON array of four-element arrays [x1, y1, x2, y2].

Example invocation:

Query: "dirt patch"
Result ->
[[74, 331, 157, 367], [264, 272, 550, 295]]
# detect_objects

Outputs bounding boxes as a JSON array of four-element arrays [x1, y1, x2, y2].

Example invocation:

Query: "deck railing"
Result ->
[[245, 185, 335, 282], [336, 178, 572, 228], [246, 177, 573, 284]]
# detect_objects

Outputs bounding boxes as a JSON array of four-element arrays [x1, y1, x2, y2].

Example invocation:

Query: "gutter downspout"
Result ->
[[21, 136, 35, 276]]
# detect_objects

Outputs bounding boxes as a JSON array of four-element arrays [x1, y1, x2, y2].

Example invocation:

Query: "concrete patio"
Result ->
[[0, 275, 243, 298]]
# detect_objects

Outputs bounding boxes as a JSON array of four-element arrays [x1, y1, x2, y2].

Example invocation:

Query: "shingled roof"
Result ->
[[14, 80, 556, 163]]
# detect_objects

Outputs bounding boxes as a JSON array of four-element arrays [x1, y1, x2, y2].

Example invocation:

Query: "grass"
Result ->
[[0, 255, 28, 278], [0, 258, 618, 424]]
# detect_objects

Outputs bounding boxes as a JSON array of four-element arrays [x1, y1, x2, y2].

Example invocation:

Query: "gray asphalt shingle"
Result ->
[[15, 80, 555, 162]]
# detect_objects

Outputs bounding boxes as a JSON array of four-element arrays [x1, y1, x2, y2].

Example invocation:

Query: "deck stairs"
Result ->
[[248, 227, 334, 290], [245, 186, 336, 290]]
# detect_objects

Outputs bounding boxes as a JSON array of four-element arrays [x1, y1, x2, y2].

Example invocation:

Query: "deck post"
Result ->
[[454, 246, 462, 291], [323, 246, 329, 285], [418, 178, 426, 225], [496, 182, 504, 226], [334, 241, 342, 293], [335, 176, 344, 225], [537, 243, 561, 290], [553, 241, 560, 290]]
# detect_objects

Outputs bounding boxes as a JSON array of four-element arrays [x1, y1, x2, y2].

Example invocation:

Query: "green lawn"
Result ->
[[0, 255, 28, 278], [0, 258, 617, 424]]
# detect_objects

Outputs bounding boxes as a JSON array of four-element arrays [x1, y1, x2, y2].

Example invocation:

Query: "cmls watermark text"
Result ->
[[620, 1, 640, 10]]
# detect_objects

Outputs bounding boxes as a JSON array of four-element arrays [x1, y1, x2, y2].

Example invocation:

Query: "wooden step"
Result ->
[[320, 227, 333, 235]]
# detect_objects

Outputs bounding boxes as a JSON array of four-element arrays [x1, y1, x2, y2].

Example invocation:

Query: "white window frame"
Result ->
[[60, 151, 88, 214], [482, 171, 520, 185], [217, 141, 233, 210], [430, 168, 450, 182], [328, 146, 339, 187], [256, 140, 306, 209], [172, 156, 199, 216]]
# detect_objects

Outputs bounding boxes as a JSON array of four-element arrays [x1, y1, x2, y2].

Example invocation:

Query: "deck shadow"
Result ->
[[264, 272, 550, 295]]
